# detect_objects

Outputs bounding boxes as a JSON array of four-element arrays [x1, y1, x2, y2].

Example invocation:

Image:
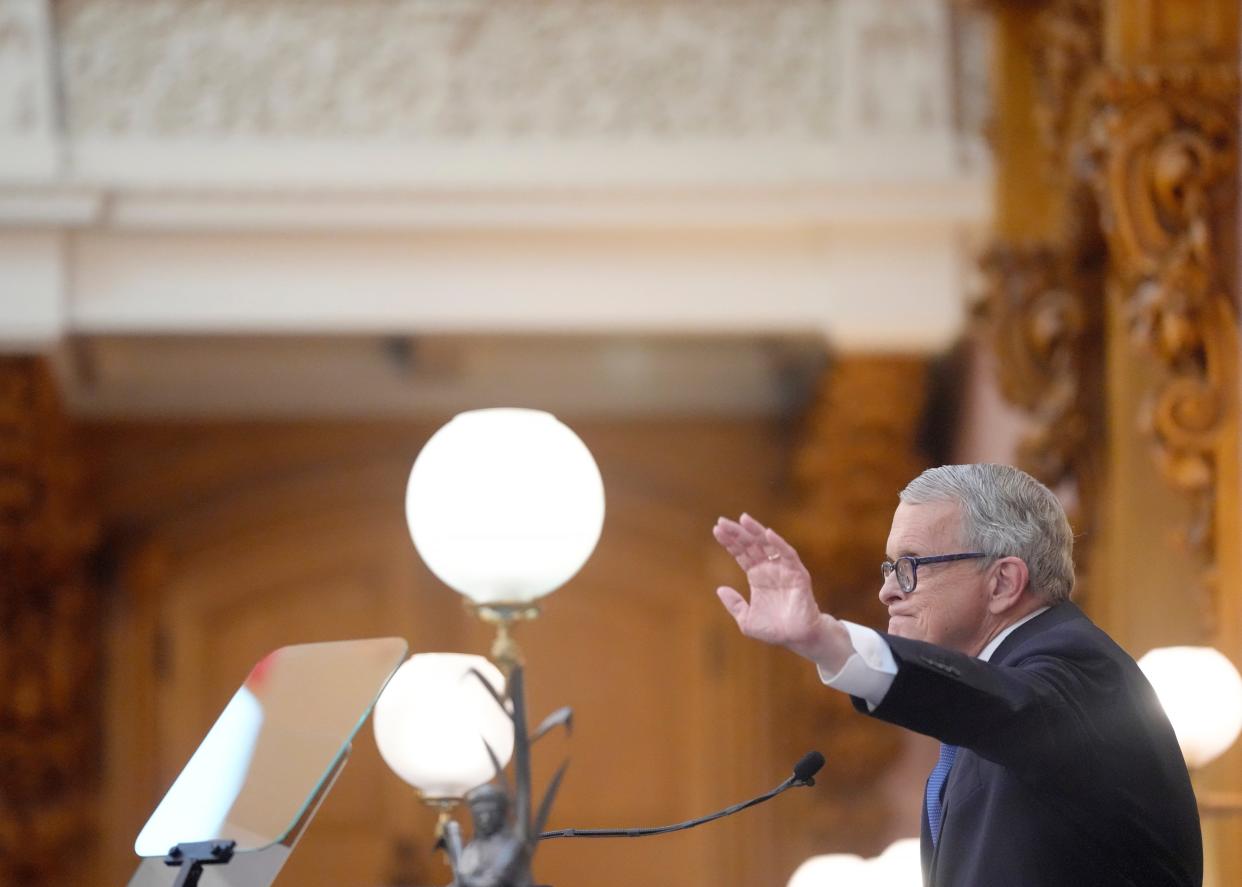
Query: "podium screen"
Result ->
[[133, 637, 408, 857]]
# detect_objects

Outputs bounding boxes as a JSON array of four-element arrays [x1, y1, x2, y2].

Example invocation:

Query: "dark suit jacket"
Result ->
[[854, 602, 1202, 887]]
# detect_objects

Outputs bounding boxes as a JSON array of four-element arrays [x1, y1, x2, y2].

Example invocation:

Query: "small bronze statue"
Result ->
[[442, 666, 570, 887], [444, 784, 530, 887]]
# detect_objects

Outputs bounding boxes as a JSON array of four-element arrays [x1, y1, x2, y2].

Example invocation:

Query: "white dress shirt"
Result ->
[[817, 607, 1051, 709]]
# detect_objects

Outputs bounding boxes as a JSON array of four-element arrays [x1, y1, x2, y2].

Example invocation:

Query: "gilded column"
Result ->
[[775, 355, 932, 855], [0, 356, 101, 886]]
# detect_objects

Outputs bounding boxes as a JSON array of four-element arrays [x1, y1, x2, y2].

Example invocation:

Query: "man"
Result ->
[[714, 464, 1201, 887]]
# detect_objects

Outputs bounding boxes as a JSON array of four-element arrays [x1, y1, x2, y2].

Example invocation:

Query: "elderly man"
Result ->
[[714, 464, 1201, 887]]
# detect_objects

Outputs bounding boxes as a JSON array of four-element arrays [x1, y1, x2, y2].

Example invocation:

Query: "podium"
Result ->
[[125, 638, 408, 887]]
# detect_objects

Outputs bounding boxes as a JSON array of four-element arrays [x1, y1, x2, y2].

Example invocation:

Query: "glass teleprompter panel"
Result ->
[[127, 637, 407, 887]]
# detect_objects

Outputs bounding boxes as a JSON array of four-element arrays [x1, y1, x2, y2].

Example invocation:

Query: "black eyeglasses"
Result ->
[[880, 552, 987, 594]]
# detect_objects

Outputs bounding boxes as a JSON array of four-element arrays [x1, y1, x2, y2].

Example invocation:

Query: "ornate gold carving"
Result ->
[[975, 239, 1104, 594], [0, 356, 100, 887], [785, 358, 931, 604], [775, 356, 929, 855], [978, 243, 1085, 480], [1088, 65, 1239, 557], [1029, 0, 1102, 177]]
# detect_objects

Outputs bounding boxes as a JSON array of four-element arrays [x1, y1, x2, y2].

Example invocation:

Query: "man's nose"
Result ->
[[878, 573, 904, 606]]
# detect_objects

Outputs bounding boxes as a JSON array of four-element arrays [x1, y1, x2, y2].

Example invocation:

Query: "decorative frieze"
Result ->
[[56, 0, 848, 140], [0, 0, 54, 135]]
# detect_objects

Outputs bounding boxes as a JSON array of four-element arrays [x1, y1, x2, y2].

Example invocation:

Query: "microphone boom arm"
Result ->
[[539, 751, 824, 840]]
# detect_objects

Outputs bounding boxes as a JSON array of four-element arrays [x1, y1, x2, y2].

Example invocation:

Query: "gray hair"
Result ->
[[899, 464, 1075, 604]]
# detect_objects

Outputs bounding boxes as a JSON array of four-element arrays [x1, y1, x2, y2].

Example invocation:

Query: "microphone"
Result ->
[[540, 751, 824, 840], [792, 750, 825, 785]]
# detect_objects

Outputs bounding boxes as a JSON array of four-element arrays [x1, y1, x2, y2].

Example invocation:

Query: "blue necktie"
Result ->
[[926, 743, 958, 846]]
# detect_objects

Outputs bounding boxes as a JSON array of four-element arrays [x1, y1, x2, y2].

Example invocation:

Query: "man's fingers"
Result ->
[[739, 513, 768, 535], [725, 514, 770, 564], [713, 519, 741, 544], [764, 527, 807, 570], [720, 515, 767, 542], [715, 518, 764, 568], [716, 515, 807, 572], [713, 518, 748, 543], [738, 514, 781, 564], [717, 517, 759, 545], [716, 586, 749, 623], [713, 521, 751, 561]]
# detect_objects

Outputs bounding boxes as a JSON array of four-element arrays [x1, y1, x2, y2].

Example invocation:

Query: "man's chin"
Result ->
[[887, 617, 919, 639]]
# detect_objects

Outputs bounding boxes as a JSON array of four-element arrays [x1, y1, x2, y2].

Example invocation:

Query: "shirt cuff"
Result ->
[[815, 621, 898, 711]]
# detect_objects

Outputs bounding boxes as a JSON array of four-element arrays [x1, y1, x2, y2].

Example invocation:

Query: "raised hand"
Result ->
[[712, 513, 850, 669]]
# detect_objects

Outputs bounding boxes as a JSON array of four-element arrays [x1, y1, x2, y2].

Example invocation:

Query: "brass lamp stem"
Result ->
[[469, 602, 541, 674], [419, 796, 461, 842]]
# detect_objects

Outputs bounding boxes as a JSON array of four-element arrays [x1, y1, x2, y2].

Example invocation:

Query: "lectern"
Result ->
[[125, 638, 408, 887]]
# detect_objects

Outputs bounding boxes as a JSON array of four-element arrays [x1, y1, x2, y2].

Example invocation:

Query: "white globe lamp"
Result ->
[[787, 853, 871, 887], [872, 838, 921, 887], [373, 653, 514, 830], [406, 409, 605, 667], [1138, 646, 1242, 769]]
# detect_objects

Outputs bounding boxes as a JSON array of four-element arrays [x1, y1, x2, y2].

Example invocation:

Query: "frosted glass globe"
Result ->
[[1139, 646, 1242, 769], [872, 838, 921, 886], [787, 853, 871, 887], [372, 654, 513, 799], [406, 409, 605, 605]]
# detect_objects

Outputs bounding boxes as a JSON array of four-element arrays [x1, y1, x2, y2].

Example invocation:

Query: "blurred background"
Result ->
[[0, 0, 1239, 885]]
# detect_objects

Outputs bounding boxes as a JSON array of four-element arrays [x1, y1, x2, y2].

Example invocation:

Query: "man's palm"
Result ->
[[713, 514, 822, 651]]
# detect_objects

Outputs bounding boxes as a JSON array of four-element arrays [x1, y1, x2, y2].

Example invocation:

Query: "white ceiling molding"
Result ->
[[0, 231, 66, 347], [55, 333, 832, 419], [0, 0, 993, 394], [0, 179, 987, 232], [60, 224, 972, 350]]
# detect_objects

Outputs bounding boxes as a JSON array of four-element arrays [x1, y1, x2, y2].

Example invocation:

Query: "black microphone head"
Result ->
[[793, 751, 825, 783]]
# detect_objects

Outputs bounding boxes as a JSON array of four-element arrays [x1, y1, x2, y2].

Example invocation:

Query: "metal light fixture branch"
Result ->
[[441, 666, 573, 887]]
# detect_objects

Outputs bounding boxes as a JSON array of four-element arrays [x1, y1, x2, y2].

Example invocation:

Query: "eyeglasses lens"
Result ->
[[896, 558, 915, 592]]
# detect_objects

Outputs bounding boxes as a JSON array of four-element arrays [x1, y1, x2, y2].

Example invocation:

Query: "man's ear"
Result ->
[[988, 556, 1030, 613]]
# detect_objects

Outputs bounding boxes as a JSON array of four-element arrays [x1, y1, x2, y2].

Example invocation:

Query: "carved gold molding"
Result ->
[[785, 357, 932, 604], [975, 240, 1103, 593], [978, 242, 1085, 482], [775, 356, 928, 853], [1029, 0, 1101, 179], [1087, 65, 1239, 560]]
